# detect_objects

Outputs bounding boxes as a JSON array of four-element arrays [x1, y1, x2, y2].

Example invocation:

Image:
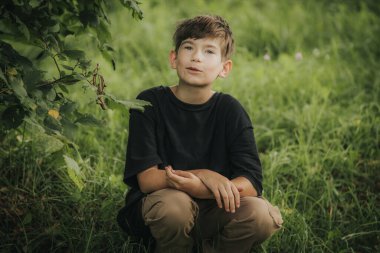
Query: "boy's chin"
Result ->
[[179, 82, 212, 88]]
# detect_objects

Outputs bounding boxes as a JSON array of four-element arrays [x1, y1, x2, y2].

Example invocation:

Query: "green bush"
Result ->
[[1, 0, 379, 252]]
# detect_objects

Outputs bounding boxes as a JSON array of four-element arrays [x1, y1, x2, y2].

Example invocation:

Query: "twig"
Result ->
[[52, 54, 62, 78], [90, 64, 107, 110], [36, 76, 68, 88]]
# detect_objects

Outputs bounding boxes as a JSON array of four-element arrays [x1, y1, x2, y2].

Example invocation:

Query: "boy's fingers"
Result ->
[[165, 165, 174, 173], [169, 169, 191, 182], [165, 167, 172, 176], [219, 187, 230, 212], [212, 188, 222, 209], [226, 187, 235, 213], [166, 167, 181, 182], [174, 170, 192, 178], [232, 185, 240, 208]]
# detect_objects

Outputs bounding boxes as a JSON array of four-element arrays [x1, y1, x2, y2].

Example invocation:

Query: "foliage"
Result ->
[[0, 0, 148, 160], [1, 0, 379, 252]]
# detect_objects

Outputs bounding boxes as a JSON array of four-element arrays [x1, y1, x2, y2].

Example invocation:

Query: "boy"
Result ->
[[118, 15, 283, 253]]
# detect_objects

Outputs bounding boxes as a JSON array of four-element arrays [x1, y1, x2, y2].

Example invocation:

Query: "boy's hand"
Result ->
[[165, 166, 213, 199], [195, 170, 242, 213]]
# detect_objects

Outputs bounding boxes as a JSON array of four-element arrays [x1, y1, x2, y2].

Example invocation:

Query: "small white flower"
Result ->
[[263, 53, 271, 61], [313, 48, 320, 57], [295, 52, 303, 61]]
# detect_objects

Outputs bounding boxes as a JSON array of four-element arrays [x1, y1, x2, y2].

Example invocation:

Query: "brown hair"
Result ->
[[173, 15, 234, 59]]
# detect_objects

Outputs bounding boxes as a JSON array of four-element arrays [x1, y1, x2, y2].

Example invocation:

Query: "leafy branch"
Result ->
[[0, 0, 147, 164]]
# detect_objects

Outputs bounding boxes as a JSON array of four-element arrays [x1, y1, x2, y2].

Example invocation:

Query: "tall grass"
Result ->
[[1, 0, 379, 252]]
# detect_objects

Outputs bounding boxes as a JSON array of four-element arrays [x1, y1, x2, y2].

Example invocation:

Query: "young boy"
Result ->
[[118, 15, 283, 253]]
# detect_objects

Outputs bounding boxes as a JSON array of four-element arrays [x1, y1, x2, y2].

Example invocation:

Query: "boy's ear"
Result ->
[[169, 50, 177, 69], [218, 60, 232, 78]]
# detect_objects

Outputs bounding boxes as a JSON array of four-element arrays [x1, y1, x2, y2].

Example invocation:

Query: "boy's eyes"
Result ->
[[181, 45, 217, 55]]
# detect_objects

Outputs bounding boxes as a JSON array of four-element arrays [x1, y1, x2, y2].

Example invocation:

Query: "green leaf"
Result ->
[[23, 70, 44, 89], [105, 94, 151, 111], [23, 117, 45, 132], [10, 77, 28, 99], [36, 99, 48, 112], [102, 44, 115, 52], [22, 98, 37, 111], [60, 101, 77, 114], [0, 42, 33, 69], [100, 49, 116, 70], [61, 117, 78, 140], [0, 105, 26, 130], [29, 0, 42, 8], [48, 22, 60, 33], [43, 115, 62, 132], [59, 84, 69, 93], [95, 20, 112, 46], [63, 155, 80, 174], [45, 34, 60, 52], [12, 0, 23, 6], [120, 0, 144, 20], [57, 53, 67, 61], [14, 16, 30, 41], [79, 10, 99, 27], [45, 88, 56, 101], [59, 74, 86, 86], [63, 155, 84, 191], [62, 64, 74, 71], [35, 50, 49, 60], [79, 59, 92, 69], [72, 73, 87, 80], [30, 89, 43, 99], [62, 50, 85, 60], [22, 212, 32, 225], [33, 132, 65, 155], [75, 114, 102, 126]]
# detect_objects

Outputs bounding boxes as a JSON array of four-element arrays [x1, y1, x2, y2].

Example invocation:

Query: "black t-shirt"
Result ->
[[124, 85, 263, 198]]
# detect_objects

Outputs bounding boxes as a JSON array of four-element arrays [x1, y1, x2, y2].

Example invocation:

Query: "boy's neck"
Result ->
[[170, 84, 215, 105]]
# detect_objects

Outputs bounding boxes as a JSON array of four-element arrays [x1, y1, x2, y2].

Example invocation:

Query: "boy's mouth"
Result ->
[[186, 67, 201, 72]]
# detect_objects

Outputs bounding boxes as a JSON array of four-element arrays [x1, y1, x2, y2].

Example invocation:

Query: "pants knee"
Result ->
[[225, 197, 283, 244], [160, 200, 196, 230], [142, 189, 198, 236]]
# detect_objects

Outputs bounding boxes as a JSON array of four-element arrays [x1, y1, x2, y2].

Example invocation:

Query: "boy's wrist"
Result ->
[[188, 169, 209, 180], [181, 174, 213, 199], [187, 181, 213, 199]]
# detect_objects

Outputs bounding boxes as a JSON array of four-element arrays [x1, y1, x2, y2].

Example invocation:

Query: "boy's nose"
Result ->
[[191, 50, 202, 62]]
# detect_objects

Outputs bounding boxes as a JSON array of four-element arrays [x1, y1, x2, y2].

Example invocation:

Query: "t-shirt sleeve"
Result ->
[[226, 98, 263, 195], [123, 90, 162, 188]]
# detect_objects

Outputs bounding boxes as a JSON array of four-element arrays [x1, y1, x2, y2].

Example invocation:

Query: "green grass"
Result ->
[[1, 0, 379, 252]]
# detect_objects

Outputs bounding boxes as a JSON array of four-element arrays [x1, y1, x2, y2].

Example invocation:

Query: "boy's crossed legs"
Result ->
[[142, 188, 283, 253]]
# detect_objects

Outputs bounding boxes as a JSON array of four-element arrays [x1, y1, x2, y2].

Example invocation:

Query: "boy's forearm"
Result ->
[[231, 176, 258, 197], [137, 166, 213, 198], [137, 167, 256, 198], [190, 169, 258, 197], [188, 181, 214, 199], [137, 166, 169, 193], [188, 169, 208, 178]]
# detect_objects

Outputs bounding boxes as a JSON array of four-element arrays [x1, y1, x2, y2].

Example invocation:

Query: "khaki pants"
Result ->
[[142, 189, 283, 253]]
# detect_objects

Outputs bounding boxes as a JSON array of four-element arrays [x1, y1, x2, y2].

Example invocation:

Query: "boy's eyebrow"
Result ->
[[181, 40, 194, 46], [205, 44, 218, 49], [181, 39, 219, 49]]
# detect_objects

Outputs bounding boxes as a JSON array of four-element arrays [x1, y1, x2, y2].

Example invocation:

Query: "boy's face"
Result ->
[[170, 37, 232, 87]]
